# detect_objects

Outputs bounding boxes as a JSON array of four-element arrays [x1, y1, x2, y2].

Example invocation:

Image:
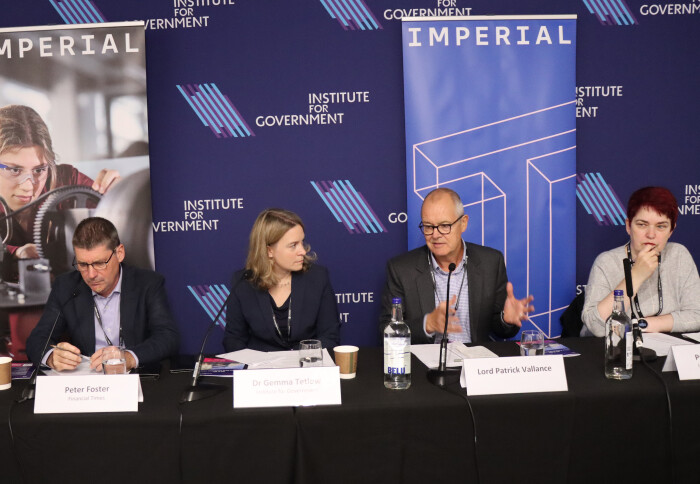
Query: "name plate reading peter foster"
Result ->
[[233, 366, 341, 408], [35, 375, 139, 414], [461, 355, 568, 396]]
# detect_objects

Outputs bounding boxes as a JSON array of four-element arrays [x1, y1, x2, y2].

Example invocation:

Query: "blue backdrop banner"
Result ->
[[402, 16, 577, 337], [0, 1, 698, 356]]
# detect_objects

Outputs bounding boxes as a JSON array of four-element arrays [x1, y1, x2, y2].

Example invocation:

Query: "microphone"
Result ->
[[441, 263, 457, 363], [18, 282, 82, 403], [622, 258, 644, 349], [180, 270, 251, 403], [428, 262, 461, 387], [623, 257, 657, 362]]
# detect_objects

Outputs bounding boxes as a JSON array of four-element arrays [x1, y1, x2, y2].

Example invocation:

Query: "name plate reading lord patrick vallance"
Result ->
[[35, 375, 139, 414], [461, 355, 568, 396], [233, 366, 341, 408]]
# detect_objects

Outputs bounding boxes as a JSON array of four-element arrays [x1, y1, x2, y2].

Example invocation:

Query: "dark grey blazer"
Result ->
[[380, 243, 518, 344], [26, 264, 180, 367]]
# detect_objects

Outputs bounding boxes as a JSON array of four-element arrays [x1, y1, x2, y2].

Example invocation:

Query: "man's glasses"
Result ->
[[73, 250, 116, 272], [0, 163, 50, 186], [418, 216, 464, 235]]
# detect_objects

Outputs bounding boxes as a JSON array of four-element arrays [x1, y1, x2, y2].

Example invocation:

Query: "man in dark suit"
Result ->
[[26, 217, 179, 371], [381, 188, 534, 344]]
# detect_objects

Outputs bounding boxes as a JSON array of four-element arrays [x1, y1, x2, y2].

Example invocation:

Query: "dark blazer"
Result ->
[[380, 243, 519, 344], [223, 264, 340, 352], [26, 264, 179, 367]]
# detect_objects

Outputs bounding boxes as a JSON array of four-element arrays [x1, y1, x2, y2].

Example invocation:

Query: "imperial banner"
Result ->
[[402, 16, 577, 337], [0, 22, 152, 359]]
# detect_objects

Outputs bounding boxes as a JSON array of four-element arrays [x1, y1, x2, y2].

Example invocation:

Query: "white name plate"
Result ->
[[35, 374, 139, 414], [461, 355, 568, 396], [662, 344, 700, 379], [233, 366, 341, 408]]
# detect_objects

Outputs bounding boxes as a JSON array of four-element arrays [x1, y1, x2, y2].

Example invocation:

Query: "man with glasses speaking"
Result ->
[[27, 217, 179, 371], [380, 188, 534, 344]]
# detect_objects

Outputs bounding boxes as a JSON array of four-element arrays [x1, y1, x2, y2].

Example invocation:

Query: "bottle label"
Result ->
[[625, 332, 633, 370], [384, 338, 411, 375]]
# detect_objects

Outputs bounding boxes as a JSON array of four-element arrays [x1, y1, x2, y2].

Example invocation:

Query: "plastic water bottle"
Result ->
[[384, 297, 411, 389], [605, 289, 633, 380]]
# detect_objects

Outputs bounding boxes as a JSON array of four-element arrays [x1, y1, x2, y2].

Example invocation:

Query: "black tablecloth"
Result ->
[[1, 337, 698, 484]]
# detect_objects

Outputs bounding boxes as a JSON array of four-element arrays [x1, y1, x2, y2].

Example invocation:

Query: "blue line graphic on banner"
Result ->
[[50, 0, 106, 24], [187, 284, 229, 326], [576, 173, 627, 225], [177, 83, 254, 139], [319, 0, 382, 31], [311, 180, 387, 234], [402, 16, 577, 338], [582, 0, 638, 26]]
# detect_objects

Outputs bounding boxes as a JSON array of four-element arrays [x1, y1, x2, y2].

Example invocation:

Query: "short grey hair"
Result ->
[[422, 188, 464, 218]]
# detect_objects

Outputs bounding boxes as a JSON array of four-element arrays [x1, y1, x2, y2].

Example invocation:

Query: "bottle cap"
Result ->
[[392, 297, 402, 304], [614, 289, 623, 297]]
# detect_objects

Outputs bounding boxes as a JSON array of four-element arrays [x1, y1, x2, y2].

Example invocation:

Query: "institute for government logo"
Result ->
[[576, 173, 626, 226], [50, 0, 106, 23], [319, 0, 382, 31], [582, 0, 638, 25], [311, 180, 387, 234], [188, 284, 229, 326], [177, 83, 255, 139]]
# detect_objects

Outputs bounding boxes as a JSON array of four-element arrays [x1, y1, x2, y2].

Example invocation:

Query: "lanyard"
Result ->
[[625, 243, 663, 318], [93, 299, 124, 348], [271, 296, 292, 347], [428, 241, 468, 310]]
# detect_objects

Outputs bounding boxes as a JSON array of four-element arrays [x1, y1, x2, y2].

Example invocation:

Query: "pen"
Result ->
[[50, 345, 91, 361]]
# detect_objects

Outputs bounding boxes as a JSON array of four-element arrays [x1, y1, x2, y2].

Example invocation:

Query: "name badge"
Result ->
[[461, 355, 568, 396], [35, 374, 139, 413], [662, 344, 700, 380], [233, 366, 341, 408]]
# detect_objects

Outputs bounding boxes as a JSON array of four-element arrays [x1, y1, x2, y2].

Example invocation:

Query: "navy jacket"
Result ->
[[26, 264, 179, 366], [223, 264, 340, 352]]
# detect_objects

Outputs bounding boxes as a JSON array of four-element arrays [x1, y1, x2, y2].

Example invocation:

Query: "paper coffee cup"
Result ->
[[334, 345, 359, 379], [0, 356, 12, 390]]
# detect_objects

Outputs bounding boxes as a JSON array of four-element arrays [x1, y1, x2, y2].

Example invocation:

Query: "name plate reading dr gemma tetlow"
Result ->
[[34, 374, 139, 413], [233, 366, 341, 408], [461, 355, 568, 396]]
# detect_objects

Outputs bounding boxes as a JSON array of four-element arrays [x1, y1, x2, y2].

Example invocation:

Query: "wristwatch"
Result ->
[[638, 318, 648, 330]]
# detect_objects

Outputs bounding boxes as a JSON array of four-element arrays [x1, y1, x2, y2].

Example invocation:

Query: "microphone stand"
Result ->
[[18, 286, 81, 403], [427, 263, 461, 387], [180, 287, 233, 403], [623, 257, 657, 362]]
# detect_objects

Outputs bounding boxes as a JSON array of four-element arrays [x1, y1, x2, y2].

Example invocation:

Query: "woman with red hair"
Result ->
[[581, 186, 700, 336]]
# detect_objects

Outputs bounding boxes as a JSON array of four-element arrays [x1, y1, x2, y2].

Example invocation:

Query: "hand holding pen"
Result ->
[[48, 343, 89, 371]]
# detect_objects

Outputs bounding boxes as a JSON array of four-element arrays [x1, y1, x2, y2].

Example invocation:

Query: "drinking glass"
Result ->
[[102, 346, 127, 374], [520, 330, 545, 356], [299, 339, 323, 367]]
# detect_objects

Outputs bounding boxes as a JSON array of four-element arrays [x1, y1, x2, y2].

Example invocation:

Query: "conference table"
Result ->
[[1, 337, 698, 484]]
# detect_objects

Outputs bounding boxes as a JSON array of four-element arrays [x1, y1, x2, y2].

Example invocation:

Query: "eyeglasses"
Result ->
[[73, 250, 116, 272], [0, 163, 50, 185], [418, 216, 464, 235]]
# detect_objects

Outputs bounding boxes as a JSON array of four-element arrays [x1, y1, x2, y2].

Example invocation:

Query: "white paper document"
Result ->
[[217, 348, 336, 369], [43, 360, 96, 376], [681, 332, 700, 343], [411, 342, 497, 369], [640, 333, 692, 357]]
